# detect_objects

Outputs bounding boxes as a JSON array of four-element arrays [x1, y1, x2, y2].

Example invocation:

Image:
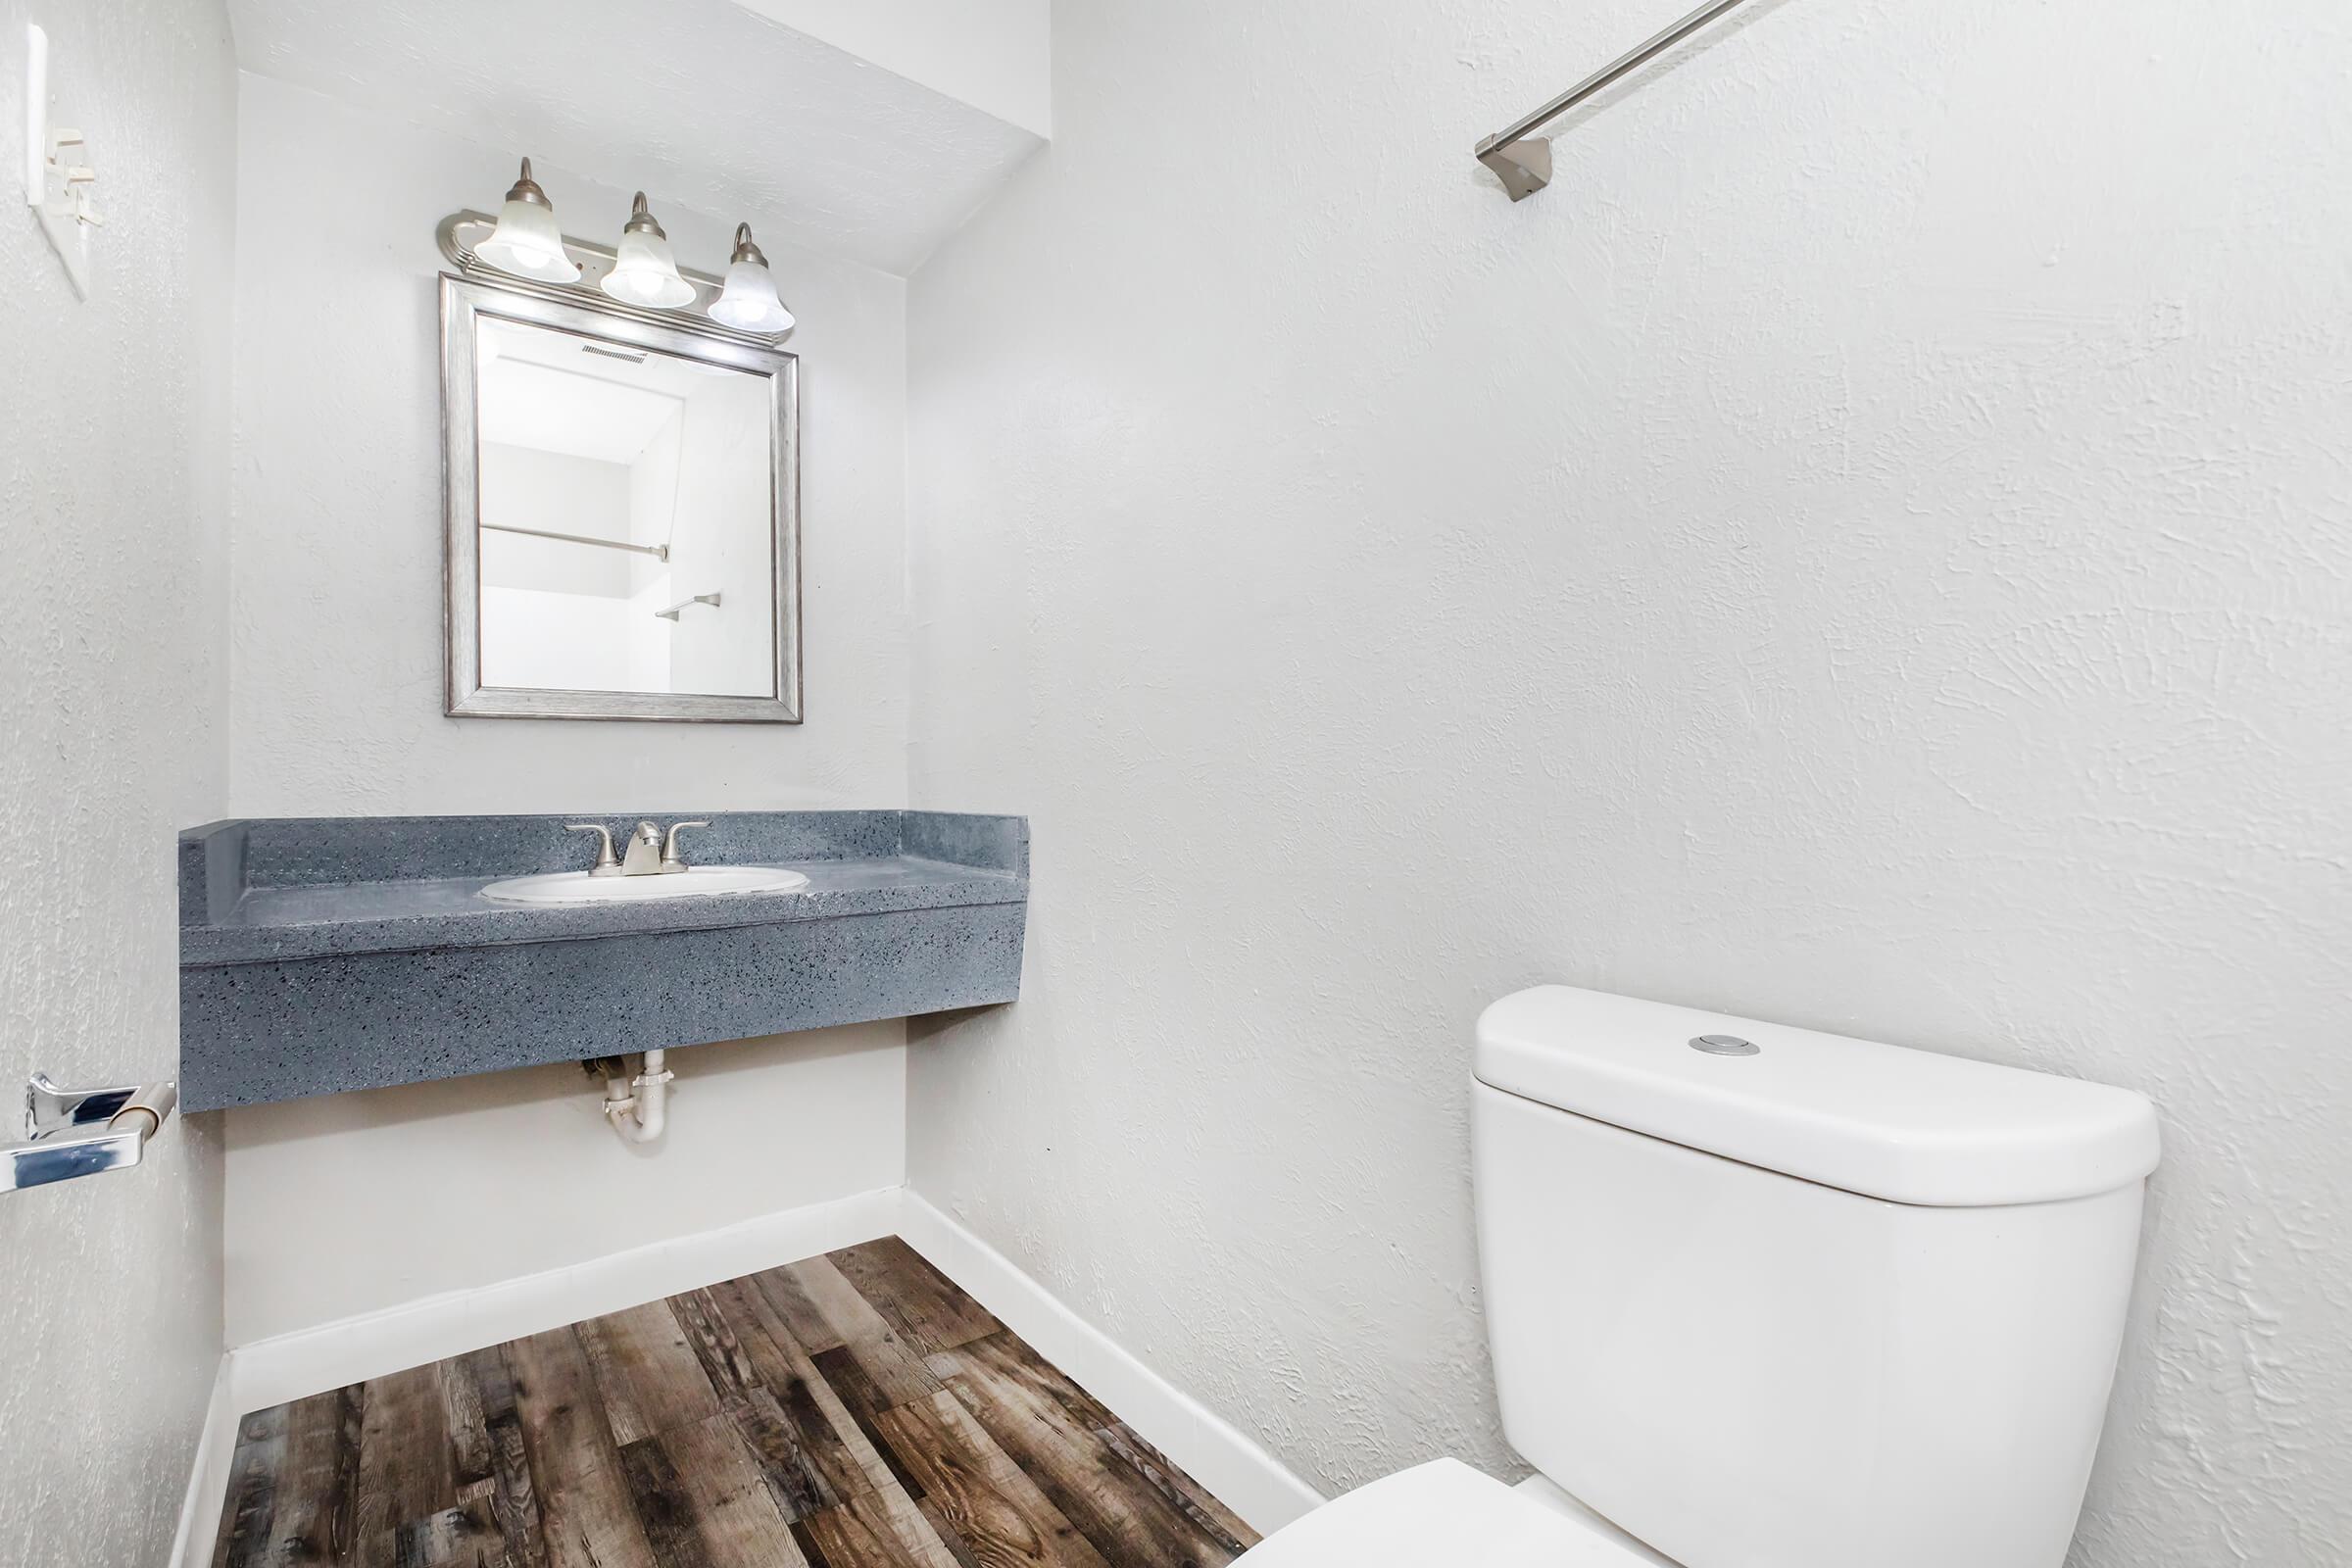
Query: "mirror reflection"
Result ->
[[474, 316, 776, 699]]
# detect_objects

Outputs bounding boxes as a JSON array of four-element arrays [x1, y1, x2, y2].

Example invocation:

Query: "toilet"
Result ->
[[1241, 985, 2160, 1567]]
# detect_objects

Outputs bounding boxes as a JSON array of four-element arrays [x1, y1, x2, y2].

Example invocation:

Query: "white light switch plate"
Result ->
[[24, 24, 92, 299]]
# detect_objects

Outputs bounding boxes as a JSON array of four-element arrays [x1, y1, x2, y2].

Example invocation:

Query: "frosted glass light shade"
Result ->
[[603, 229, 695, 308], [601, 193, 696, 309], [707, 222, 794, 334], [710, 258, 794, 332], [474, 160, 579, 282], [477, 197, 577, 280]]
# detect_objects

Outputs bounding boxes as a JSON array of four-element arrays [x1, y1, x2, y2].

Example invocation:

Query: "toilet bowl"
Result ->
[[1235, 986, 2160, 1568], [1236, 1461, 1675, 1566]]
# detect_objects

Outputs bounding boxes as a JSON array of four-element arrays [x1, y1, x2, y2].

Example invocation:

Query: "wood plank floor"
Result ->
[[210, 1238, 1260, 1568]]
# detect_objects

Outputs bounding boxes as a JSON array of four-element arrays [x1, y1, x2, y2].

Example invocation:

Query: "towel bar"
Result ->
[[1, 1074, 177, 1194], [1477, 0, 1763, 200]]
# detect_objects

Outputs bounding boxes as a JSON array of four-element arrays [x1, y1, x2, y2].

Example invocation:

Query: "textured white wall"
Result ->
[[227, 0, 1044, 276], [221, 74, 917, 1343], [903, 3, 2352, 1562], [223, 1023, 906, 1343], [0, 1, 237, 1562], [228, 74, 910, 815]]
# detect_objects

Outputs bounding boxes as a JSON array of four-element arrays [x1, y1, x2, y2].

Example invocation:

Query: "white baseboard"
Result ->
[[226, 1185, 901, 1416], [187, 1182, 1322, 1562], [168, 1358, 238, 1568], [897, 1191, 1326, 1537]]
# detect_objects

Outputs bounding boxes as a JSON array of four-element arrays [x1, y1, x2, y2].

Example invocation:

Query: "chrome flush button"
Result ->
[[1690, 1034, 1759, 1056]]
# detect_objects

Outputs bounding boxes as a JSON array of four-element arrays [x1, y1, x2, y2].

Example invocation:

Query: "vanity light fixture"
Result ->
[[440, 178, 795, 348], [707, 223, 795, 334], [473, 159, 581, 282], [601, 191, 697, 310]]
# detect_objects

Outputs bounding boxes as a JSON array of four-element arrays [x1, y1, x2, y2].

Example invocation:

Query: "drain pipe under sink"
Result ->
[[592, 1051, 673, 1144]]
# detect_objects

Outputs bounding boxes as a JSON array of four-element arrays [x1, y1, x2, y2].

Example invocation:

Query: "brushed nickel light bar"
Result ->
[[1476, 0, 1758, 201]]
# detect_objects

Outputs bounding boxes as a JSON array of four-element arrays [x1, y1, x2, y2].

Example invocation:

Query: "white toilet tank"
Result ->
[[1473, 987, 2159, 1568]]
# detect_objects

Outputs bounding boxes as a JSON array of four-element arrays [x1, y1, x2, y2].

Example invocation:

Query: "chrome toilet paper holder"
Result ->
[[1, 1073, 177, 1194]]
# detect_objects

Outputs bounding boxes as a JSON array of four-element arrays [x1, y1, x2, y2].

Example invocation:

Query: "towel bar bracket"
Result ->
[[2, 1073, 177, 1195], [1475, 137, 1554, 202], [1476, 0, 1760, 200]]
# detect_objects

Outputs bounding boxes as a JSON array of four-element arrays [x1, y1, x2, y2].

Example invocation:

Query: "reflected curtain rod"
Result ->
[[1475, 0, 1758, 201], [483, 521, 669, 562]]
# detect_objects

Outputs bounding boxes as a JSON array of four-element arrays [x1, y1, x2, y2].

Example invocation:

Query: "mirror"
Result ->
[[441, 276, 800, 721]]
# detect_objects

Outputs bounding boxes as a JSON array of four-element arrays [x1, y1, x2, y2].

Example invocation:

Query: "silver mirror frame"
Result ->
[[439, 272, 802, 723]]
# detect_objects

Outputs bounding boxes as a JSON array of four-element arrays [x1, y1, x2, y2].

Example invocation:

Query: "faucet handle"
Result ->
[[564, 823, 620, 876], [662, 821, 712, 871]]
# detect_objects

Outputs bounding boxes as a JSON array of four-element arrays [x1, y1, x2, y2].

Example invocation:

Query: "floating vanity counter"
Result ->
[[177, 810, 1026, 1110]]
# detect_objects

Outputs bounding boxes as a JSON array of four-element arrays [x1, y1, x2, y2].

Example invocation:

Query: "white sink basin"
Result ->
[[479, 865, 812, 906]]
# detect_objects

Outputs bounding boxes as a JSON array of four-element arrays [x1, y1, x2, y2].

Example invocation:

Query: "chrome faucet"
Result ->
[[621, 821, 666, 875], [565, 820, 710, 877]]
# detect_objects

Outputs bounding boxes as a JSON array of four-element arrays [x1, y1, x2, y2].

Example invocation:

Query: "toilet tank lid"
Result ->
[[1474, 987, 2160, 1207]]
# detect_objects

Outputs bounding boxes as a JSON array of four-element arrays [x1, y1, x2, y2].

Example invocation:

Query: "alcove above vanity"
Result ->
[[177, 810, 1026, 1110]]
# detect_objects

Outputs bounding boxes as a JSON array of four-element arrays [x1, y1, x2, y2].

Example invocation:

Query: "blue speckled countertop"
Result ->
[[182, 856, 1022, 966], [179, 808, 1027, 961], [177, 810, 1029, 1109]]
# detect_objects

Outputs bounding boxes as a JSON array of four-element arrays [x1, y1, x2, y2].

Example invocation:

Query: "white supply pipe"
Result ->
[[602, 1050, 672, 1144]]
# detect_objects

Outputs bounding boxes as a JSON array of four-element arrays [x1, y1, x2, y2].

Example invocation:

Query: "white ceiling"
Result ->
[[734, 0, 1051, 137], [477, 317, 765, 463], [227, 0, 1049, 275], [479, 360, 679, 466]]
